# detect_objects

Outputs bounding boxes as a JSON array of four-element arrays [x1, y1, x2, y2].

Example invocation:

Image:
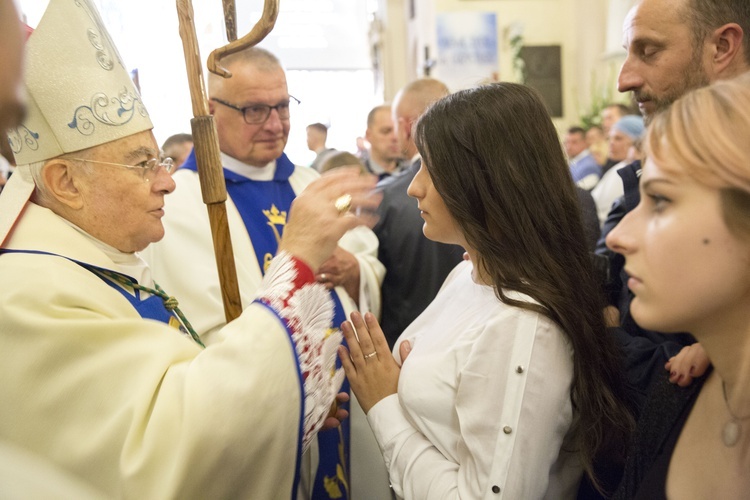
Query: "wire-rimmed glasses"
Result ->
[[211, 96, 300, 124], [71, 157, 175, 181]]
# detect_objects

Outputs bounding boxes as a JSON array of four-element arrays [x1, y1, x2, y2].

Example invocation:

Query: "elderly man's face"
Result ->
[[210, 62, 290, 166], [74, 130, 176, 253], [0, 0, 26, 133], [617, 0, 711, 123]]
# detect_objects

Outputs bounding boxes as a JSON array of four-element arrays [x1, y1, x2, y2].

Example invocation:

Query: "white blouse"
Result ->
[[367, 260, 582, 499]]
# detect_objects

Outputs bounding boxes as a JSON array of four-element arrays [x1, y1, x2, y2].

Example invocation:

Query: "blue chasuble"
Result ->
[[183, 151, 351, 499]]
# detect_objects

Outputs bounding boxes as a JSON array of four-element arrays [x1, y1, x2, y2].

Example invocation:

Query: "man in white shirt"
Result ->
[[564, 126, 601, 190]]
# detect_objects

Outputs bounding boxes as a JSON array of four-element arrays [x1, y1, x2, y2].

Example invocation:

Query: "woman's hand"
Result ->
[[338, 312, 401, 414], [665, 342, 710, 387]]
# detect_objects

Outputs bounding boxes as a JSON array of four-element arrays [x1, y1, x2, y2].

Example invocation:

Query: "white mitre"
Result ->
[[0, 0, 152, 245]]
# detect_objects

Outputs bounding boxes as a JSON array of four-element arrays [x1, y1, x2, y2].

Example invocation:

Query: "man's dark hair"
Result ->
[[686, 0, 750, 64], [567, 126, 586, 137]]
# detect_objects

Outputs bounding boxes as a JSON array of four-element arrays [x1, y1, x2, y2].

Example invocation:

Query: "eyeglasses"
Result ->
[[71, 157, 174, 181], [211, 96, 300, 124]]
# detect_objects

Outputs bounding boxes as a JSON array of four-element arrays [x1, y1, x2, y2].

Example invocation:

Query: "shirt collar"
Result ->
[[570, 149, 591, 163], [221, 152, 277, 181]]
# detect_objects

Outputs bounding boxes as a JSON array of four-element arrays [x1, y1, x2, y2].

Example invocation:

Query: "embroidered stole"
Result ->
[[0, 249, 190, 337]]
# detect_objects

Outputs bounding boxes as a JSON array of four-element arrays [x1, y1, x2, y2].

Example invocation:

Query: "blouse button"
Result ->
[[503, 426, 512, 434], [492, 485, 501, 494], [516, 365, 524, 373]]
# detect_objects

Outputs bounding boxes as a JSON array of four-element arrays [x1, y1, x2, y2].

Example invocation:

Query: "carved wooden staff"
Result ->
[[175, 0, 280, 322], [222, 0, 238, 42], [208, 0, 279, 78]]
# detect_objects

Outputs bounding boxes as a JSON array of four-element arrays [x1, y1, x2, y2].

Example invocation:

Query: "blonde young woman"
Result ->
[[608, 73, 750, 499], [337, 83, 633, 499]]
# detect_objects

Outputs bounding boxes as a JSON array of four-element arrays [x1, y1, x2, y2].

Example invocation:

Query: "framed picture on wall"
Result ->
[[519, 45, 563, 117], [435, 11, 498, 90]]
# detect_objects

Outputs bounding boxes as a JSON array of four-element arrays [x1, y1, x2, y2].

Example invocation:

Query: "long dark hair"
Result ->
[[415, 82, 633, 490]]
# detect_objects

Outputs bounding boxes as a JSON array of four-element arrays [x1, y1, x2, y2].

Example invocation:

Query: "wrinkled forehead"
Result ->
[[213, 62, 288, 97], [79, 129, 158, 162]]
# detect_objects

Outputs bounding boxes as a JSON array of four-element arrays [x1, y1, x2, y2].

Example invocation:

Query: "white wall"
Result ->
[[375, 0, 637, 128], [18, 0, 638, 141]]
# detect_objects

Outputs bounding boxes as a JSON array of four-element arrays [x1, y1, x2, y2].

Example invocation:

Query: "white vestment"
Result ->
[[0, 203, 338, 499], [143, 158, 390, 499]]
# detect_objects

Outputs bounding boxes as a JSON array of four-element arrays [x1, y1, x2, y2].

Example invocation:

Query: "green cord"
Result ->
[[94, 268, 206, 348]]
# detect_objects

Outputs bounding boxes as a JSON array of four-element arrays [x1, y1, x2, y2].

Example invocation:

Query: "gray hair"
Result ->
[[24, 161, 51, 206], [26, 155, 92, 206]]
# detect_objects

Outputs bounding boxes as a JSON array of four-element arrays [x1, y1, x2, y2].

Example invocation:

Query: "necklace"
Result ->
[[721, 380, 750, 447]]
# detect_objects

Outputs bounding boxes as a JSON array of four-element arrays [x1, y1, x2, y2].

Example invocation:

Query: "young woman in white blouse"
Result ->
[[339, 83, 633, 499]]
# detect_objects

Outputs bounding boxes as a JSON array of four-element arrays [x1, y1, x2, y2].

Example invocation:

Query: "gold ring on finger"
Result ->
[[335, 194, 352, 215]]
